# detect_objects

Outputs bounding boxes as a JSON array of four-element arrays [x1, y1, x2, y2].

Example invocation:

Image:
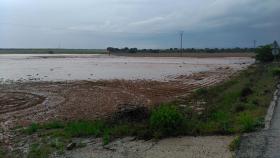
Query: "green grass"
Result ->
[[0, 49, 106, 54], [181, 63, 278, 134], [0, 147, 6, 158], [229, 136, 241, 151], [24, 123, 40, 135], [272, 67, 280, 77], [21, 63, 279, 157], [64, 120, 105, 137], [149, 105, 184, 137], [27, 143, 51, 158]]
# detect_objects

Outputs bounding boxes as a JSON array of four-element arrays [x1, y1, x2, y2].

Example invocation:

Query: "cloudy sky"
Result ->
[[0, 0, 279, 49]]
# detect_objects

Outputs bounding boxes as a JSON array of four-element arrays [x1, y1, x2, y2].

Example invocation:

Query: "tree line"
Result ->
[[107, 47, 255, 53]]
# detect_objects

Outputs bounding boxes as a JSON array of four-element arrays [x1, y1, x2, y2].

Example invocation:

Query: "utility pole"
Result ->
[[179, 31, 184, 57]]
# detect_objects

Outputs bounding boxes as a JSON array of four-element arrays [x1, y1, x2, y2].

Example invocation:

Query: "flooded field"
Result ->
[[0, 54, 254, 83], [0, 54, 255, 153]]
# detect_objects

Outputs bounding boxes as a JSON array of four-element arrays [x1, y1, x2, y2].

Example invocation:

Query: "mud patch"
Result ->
[[0, 92, 45, 114]]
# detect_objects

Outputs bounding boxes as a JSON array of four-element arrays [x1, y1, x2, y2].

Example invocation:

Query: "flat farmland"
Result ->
[[0, 54, 255, 157], [0, 54, 254, 127]]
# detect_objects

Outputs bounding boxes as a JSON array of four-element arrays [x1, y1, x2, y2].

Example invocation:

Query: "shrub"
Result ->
[[255, 45, 273, 62], [238, 113, 256, 132], [149, 105, 184, 137], [212, 111, 232, 134], [240, 87, 253, 98], [195, 88, 208, 95], [234, 104, 246, 112], [272, 68, 280, 77], [240, 86, 253, 102]]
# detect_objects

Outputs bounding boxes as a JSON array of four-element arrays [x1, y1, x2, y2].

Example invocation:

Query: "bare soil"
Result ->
[[0, 62, 251, 158], [0, 67, 234, 127], [61, 136, 234, 158]]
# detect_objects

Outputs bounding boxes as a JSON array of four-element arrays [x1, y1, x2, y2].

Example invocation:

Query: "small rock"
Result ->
[[66, 142, 76, 150], [179, 104, 187, 108]]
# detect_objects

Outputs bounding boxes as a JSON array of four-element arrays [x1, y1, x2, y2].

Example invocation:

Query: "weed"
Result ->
[[65, 120, 105, 137], [272, 67, 280, 77], [234, 104, 246, 112], [229, 136, 241, 151], [240, 86, 253, 98], [43, 121, 64, 130], [49, 138, 64, 150], [238, 113, 256, 132], [195, 88, 208, 95], [27, 143, 51, 158], [0, 147, 7, 158], [24, 123, 39, 135], [150, 105, 184, 137], [102, 130, 110, 145], [212, 111, 232, 134]]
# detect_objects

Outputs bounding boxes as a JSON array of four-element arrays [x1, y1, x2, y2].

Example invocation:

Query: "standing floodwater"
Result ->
[[0, 54, 254, 83]]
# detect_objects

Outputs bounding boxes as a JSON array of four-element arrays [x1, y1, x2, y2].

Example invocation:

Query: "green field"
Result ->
[[0, 49, 106, 54]]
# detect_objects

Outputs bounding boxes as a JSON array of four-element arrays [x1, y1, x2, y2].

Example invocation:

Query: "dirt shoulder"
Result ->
[[61, 136, 234, 158]]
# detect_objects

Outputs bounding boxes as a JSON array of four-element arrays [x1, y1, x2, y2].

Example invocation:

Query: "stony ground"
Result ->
[[59, 136, 234, 158]]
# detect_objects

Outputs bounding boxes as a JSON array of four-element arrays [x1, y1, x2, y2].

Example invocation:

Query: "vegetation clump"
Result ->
[[229, 136, 241, 151], [272, 67, 280, 77], [255, 45, 274, 62], [149, 105, 185, 137]]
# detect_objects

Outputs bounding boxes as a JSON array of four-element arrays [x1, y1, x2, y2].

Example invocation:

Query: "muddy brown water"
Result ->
[[0, 54, 254, 83]]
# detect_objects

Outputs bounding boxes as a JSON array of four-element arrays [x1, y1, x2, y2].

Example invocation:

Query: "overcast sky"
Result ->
[[0, 0, 279, 49]]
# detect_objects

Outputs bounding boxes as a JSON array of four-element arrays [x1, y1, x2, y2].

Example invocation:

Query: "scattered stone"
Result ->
[[66, 142, 76, 150], [179, 104, 187, 108]]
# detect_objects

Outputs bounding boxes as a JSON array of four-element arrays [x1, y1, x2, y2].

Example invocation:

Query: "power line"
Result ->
[[179, 31, 184, 56]]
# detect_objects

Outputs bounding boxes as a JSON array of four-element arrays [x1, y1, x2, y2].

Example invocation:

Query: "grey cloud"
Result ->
[[0, 0, 279, 48]]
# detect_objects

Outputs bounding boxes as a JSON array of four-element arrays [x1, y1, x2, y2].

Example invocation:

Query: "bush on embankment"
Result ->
[[255, 45, 274, 62]]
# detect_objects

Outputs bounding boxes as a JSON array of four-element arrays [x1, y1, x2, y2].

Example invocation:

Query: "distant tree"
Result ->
[[129, 48, 138, 53], [107, 47, 114, 52], [255, 45, 274, 62], [123, 47, 129, 52]]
